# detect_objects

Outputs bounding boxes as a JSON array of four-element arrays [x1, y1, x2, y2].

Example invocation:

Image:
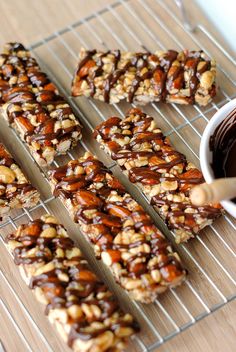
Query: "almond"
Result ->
[[94, 212, 121, 228], [78, 60, 96, 78], [107, 204, 131, 218], [149, 155, 165, 166], [71, 79, 83, 96], [2, 64, 14, 77], [22, 222, 41, 237], [107, 176, 125, 192], [184, 58, 198, 69], [75, 190, 103, 207], [73, 269, 97, 282], [160, 264, 182, 282], [39, 119, 54, 134], [179, 168, 204, 192], [15, 116, 34, 134], [36, 90, 56, 102], [128, 262, 147, 276], [101, 250, 121, 266]]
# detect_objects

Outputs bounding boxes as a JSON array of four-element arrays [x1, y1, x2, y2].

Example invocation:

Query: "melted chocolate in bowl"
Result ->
[[210, 108, 236, 203]]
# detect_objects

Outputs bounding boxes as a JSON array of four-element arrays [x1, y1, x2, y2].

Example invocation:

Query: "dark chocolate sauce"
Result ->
[[210, 108, 236, 203]]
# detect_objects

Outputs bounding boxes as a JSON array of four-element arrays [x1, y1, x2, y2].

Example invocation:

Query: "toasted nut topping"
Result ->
[[200, 70, 215, 90], [151, 270, 161, 283], [101, 250, 121, 266], [0, 166, 15, 183], [161, 180, 178, 191], [68, 305, 83, 319], [34, 261, 55, 276], [41, 214, 59, 224], [41, 227, 57, 238]]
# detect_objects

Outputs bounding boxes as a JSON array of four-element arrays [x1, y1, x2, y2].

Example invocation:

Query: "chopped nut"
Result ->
[[41, 227, 57, 238], [161, 180, 178, 191], [151, 270, 161, 283], [68, 305, 83, 319]]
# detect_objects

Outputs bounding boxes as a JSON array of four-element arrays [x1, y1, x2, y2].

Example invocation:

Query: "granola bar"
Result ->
[[71, 48, 216, 106], [6, 214, 139, 351], [93, 109, 222, 243], [0, 142, 40, 217], [0, 43, 82, 167], [49, 153, 186, 303]]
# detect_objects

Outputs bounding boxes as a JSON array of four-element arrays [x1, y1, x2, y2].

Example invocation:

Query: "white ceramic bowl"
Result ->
[[200, 98, 236, 218]]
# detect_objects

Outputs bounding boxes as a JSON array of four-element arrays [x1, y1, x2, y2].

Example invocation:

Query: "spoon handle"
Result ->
[[190, 178, 236, 206]]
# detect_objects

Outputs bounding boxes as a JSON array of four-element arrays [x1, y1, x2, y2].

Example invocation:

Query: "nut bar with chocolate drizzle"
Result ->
[[71, 48, 216, 106], [6, 214, 139, 352], [93, 109, 222, 243], [0, 43, 82, 167], [0, 142, 39, 218], [49, 152, 186, 303]]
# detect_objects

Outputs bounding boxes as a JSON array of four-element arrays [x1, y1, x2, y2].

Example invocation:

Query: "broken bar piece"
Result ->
[[49, 152, 186, 303], [72, 48, 216, 106], [93, 109, 222, 243], [6, 214, 139, 352], [0, 142, 39, 217], [0, 43, 82, 167]]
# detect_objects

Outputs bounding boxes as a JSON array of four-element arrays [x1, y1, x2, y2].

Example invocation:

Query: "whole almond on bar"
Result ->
[[72, 48, 216, 106], [0, 42, 82, 167], [49, 152, 186, 303], [93, 108, 223, 243], [0, 142, 39, 218], [6, 214, 139, 351]]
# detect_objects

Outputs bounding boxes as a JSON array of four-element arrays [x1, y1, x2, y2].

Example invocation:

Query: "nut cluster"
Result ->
[[6, 214, 139, 352], [49, 153, 186, 303], [72, 48, 216, 106], [0, 142, 39, 216], [93, 108, 222, 243], [0, 42, 82, 167]]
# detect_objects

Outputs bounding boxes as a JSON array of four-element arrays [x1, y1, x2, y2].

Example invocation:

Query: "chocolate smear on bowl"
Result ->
[[210, 107, 236, 203]]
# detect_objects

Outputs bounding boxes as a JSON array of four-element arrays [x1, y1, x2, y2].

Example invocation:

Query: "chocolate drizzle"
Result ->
[[0, 43, 82, 166], [72, 48, 215, 105], [0, 143, 36, 201], [6, 216, 139, 347], [49, 154, 185, 290], [210, 108, 236, 203], [94, 108, 222, 239]]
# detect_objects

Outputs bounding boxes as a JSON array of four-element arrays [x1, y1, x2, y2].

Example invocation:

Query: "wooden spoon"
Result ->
[[190, 178, 236, 206]]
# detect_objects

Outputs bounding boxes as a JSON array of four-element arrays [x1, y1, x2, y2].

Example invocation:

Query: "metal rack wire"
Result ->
[[0, 1, 235, 351]]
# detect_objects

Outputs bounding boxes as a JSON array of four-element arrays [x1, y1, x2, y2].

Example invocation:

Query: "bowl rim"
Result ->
[[199, 98, 236, 217]]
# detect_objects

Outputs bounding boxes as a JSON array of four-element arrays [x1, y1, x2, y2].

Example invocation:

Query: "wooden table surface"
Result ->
[[0, 1, 235, 352]]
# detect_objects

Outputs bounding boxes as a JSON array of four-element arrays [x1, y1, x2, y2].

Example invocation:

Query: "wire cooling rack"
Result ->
[[0, 0, 235, 351]]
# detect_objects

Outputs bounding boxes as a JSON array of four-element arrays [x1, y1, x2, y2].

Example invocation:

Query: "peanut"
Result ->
[[41, 214, 59, 224], [68, 305, 83, 320], [161, 180, 178, 191], [0, 166, 15, 183], [200, 70, 215, 90], [151, 270, 161, 283], [41, 227, 57, 238]]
